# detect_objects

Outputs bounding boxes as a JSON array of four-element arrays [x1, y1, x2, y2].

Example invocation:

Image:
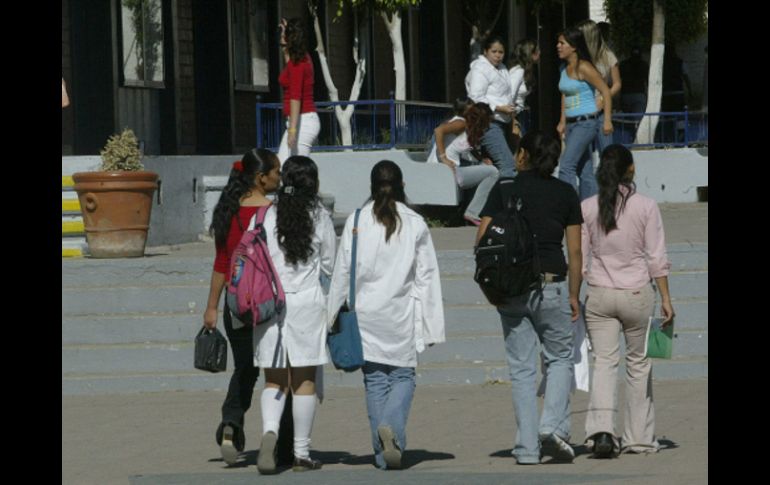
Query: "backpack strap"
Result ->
[[348, 209, 361, 312], [246, 203, 271, 231]]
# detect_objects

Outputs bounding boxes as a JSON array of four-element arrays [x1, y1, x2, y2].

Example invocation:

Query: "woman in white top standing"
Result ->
[[508, 39, 540, 136], [255, 155, 337, 474], [327, 160, 446, 470], [433, 102, 499, 225], [577, 20, 621, 154], [465, 36, 517, 177]]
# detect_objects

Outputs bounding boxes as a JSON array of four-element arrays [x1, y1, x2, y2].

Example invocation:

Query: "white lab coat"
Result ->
[[327, 201, 446, 368], [465, 55, 513, 123], [253, 204, 336, 368]]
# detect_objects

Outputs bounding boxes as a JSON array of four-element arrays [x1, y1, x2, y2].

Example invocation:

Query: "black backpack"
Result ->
[[474, 178, 542, 305]]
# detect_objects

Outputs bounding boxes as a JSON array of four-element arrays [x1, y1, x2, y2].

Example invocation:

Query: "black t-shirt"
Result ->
[[479, 171, 583, 276]]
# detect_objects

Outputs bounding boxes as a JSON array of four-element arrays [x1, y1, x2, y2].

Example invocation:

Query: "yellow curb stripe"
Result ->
[[62, 221, 85, 234], [62, 248, 84, 258], [62, 176, 75, 188], [62, 199, 81, 212]]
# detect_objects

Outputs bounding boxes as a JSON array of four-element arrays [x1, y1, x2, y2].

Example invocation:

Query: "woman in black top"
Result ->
[[476, 130, 583, 464]]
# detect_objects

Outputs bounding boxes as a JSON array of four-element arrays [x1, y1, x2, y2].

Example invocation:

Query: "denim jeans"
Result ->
[[481, 122, 516, 178], [497, 280, 575, 463], [362, 361, 416, 469], [455, 164, 499, 219], [594, 113, 614, 156], [558, 118, 600, 201]]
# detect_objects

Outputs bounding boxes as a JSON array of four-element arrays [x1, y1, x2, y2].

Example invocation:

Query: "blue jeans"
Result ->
[[558, 118, 599, 201], [497, 281, 575, 463], [362, 362, 416, 469], [594, 113, 614, 156], [481, 122, 516, 178]]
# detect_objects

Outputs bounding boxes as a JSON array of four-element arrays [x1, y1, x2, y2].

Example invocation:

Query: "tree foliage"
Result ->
[[335, 0, 420, 18], [603, 0, 707, 56]]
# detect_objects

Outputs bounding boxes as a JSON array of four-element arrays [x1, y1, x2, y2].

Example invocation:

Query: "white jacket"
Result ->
[[327, 201, 446, 367], [465, 55, 512, 123], [508, 65, 530, 115]]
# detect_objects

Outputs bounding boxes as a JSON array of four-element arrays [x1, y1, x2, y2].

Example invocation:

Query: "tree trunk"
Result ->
[[635, 0, 665, 144], [382, 11, 406, 100], [311, 6, 366, 149]]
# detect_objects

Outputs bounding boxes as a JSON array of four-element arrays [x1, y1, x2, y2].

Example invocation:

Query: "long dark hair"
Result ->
[[518, 130, 561, 178], [596, 144, 636, 233], [275, 156, 320, 265], [465, 102, 492, 148], [369, 160, 406, 242], [209, 148, 279, 247], [509, 38, 538, 87], [559, 27, 595, 70], [284, 18, 308, 63]]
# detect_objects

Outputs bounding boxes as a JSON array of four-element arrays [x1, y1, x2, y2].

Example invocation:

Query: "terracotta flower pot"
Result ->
[[72, 171, 159, 258]]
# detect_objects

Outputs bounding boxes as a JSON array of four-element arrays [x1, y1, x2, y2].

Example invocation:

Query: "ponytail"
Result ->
[[369, 160, 406, 242], [596, 144, 636, 233]]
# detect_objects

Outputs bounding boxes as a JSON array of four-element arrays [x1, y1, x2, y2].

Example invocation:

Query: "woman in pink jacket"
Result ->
[[580, 144, 675, 458]]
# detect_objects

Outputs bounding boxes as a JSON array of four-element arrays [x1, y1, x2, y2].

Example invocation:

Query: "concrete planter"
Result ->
[[73, 171, 159, 258]]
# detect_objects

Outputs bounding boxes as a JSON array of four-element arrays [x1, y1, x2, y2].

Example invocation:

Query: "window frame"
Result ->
[[117, 0, 166, 89]]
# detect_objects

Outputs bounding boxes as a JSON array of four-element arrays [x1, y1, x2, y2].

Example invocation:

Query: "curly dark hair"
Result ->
[[209, 148, 279, 248], [275, 156, 320, 265], [284, 18, 308, 63], [465, 102, 492, 148], [596, 144, 636, 233], [369, 160, 407, 243], [519, 130, 562, 178]]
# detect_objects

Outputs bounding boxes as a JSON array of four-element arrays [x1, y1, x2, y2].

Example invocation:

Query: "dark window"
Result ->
[[231, 0, 269, 91], [120, 0, 165, 87]]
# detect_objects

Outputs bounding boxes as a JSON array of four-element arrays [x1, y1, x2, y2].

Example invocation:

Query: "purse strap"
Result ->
[[348, 208, 361, 311]]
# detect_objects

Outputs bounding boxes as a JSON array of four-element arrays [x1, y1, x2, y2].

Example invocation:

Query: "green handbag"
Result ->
[[646, 317, 674, 359]]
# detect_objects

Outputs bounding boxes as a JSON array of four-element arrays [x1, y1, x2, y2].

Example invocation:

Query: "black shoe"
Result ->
[[293, 455, 322, 472], [257, 431, 278, 475], [539, 433, 575, 462], [593, 432, 616, 458]]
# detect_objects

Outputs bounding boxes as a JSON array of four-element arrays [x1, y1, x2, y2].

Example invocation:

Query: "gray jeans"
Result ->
[[455, 163, 499, 219]]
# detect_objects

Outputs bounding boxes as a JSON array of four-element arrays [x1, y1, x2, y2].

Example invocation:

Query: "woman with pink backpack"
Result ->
[[254, 155, 337, 474], [204, 148, 295, 466]]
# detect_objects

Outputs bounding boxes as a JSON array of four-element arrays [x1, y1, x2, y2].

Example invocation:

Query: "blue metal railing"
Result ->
[[611, 110, 708, 148], [256, 97, 708, 152]]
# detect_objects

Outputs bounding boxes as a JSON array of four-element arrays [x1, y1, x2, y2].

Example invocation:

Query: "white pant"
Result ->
[[277, 112, 321, 164]]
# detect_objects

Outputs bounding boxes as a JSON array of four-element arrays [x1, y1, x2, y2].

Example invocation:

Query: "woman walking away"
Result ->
[[327, 160, 446, 470], [465, 36, 517, 177], [581, 144, 674, 458], [255, 156, 336, 474], [508, 39, 540, 136], [556, 27, 613, 201], [477, 131, 583, 465], [277, 18, 320, 163], [433, 102, 499, 225], [205, 149, 294, 466]]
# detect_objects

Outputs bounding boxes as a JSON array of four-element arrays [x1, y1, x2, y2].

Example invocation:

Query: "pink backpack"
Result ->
[[225, 205, 286, 327]]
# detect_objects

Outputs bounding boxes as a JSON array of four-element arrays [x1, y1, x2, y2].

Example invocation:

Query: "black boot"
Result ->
[[593, 432, 616, 458]]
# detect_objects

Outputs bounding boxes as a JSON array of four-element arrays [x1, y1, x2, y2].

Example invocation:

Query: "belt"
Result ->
[[565, 112, 600, 123], [543, 272, 566, 283]]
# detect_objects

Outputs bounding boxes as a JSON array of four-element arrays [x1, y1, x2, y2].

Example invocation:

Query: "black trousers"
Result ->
[[216, 302, 294, 462]]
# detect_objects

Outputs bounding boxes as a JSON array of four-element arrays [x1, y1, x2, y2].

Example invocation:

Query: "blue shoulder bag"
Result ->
[[327, 209, 365, 372]]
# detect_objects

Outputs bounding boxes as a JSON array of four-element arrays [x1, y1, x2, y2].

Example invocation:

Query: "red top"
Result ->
[[213, 206, 260, 282], [278, 54, 316, 117]]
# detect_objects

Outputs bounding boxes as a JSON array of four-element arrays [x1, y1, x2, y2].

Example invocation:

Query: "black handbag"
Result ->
[[194, 326, 228, 373]]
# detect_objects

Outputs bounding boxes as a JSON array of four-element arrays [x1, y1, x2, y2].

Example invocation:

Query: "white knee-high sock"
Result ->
[[261, 388, 287, 436], [292, 395, 317, 458]]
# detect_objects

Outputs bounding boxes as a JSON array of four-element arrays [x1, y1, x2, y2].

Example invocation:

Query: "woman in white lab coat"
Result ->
[[327, 160, 446, 470], [255, 155, 336, 474]]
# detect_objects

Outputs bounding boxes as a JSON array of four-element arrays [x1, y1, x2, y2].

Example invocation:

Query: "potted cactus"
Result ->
[[72, 129, 159, 258]]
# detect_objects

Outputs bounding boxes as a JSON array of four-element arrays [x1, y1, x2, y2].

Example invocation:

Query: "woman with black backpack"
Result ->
[[476, 130, 583, 465]]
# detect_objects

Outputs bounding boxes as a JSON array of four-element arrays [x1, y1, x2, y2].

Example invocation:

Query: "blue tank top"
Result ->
[[559, 67, 597, 117]]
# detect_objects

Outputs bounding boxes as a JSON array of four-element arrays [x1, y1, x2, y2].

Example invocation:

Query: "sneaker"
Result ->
[[292, 455, 322, 472], [463, 214, 481, 226], [593, 432, 616, 458], [257, 431, 278, 475], [377, 425, 402, 469], [539, 433, 575, 462], [220, 425, 239, 465]]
